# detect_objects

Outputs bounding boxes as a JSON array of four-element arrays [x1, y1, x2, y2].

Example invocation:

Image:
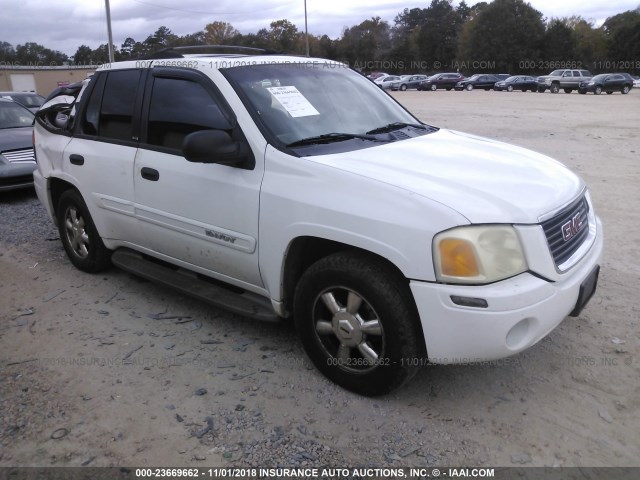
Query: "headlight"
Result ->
[[433, 225, 527, 284]]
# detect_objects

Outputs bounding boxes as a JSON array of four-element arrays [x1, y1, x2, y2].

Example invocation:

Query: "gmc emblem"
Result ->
[[561, 213, 584, 242]]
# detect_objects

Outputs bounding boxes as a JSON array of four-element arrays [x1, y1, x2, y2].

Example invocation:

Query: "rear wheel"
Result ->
[[564, 88, 573, 94], [294, 252, 425, 396], [57, 189, 111, 273]]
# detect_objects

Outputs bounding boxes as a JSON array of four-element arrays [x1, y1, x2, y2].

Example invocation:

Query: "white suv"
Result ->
[[33, 47, 603, 395]]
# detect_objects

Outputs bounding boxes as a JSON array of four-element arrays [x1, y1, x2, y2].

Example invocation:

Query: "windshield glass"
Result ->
[[223, 62, 420, 148], [591, 74, 607, 81], [0, 102, 34, 128]]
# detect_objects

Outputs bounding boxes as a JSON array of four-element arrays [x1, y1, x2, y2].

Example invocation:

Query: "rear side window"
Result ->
[[81, 70, 142, 141], [146, 77, 230, 151]]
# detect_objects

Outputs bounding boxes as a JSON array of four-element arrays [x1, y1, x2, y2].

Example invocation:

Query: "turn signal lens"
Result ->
[[439, 238, 479, 277]]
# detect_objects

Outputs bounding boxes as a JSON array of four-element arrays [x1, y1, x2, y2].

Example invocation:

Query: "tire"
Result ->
[[537, 86, 546, 93], [550, 83, 560, 94], [400, 84, 407, 91], [622, 85, 630, 94], [446, 87, 452, 91], [430, 84, 437, 91], [466, 84, 473, 91], [595, 86, 602, 95], [564, 88, 572, 94], [294, 252, 425, 396], [507, 85, 513, 92], [56, 189, 111, 273]]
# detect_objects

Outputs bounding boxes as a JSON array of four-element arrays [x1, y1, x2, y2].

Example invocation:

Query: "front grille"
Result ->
[[2, 148, 35, 164], [541, 195, 589, 267]]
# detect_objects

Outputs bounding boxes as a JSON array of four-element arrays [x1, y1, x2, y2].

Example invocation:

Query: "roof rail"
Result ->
[[143, 45, 283, 59]]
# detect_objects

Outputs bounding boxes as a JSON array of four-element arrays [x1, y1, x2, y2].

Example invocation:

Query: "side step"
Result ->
[[111, 248, 279, 322]]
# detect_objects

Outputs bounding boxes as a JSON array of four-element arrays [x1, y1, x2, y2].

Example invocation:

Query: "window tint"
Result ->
[[573, 71, 581, 77], [146, 77, 230, 151], [82, 74, 106, 135], [99, 70, 141, 141]]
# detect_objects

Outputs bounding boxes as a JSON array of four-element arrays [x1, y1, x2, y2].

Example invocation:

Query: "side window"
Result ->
[[146, 77, 231, 151], [100, 70, 141, 141], [573, 71, 581, 77], [81, 70, 141, 140]]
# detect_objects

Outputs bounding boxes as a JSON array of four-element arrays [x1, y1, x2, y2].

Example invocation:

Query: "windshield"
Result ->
[[549, 70, 564, 76], [591, 74, 607, 81], [0, 102, 34, 129], [223, 63, 422, 149], [505, 76, 518, 82]]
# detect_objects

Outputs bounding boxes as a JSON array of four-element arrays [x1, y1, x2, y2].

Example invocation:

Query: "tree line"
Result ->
[[1, 0, 639, 75]]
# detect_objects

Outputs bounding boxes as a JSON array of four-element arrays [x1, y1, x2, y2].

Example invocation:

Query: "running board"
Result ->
[[111, 248, 279, 322]]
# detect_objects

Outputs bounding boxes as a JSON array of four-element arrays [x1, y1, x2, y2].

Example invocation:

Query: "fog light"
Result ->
[[506, 318, 532, 349]]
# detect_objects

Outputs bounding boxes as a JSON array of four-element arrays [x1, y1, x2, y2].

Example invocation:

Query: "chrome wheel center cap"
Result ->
[[333, 312, 362, 346]]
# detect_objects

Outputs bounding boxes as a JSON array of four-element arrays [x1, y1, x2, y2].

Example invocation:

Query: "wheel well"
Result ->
[[49, 178, 77, 224], [281, 236, 410, 316]]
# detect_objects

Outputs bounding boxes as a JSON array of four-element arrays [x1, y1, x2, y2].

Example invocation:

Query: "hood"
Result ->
[[0, 126, 33, 153], [311, 129, 584, 224]]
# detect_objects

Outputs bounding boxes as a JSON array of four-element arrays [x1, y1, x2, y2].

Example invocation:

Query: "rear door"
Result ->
[[63, 69, 145, 244], [133, 68, 264, 287]]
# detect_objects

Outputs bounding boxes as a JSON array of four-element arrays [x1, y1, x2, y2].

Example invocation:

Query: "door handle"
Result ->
[[141, 167, 159, 181], [69, 154, 84, 165]]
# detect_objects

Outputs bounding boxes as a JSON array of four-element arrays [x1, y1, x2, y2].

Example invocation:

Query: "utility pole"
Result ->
[[105, 0, 115, 62], [304, 0, 310, 57]]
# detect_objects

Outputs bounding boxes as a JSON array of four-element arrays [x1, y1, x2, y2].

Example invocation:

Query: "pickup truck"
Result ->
[[537, 69, 593, 93], [33, 47, 603, 395]]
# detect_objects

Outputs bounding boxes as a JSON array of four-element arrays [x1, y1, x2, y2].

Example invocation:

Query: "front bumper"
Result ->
[[411, 217, 603, 363]]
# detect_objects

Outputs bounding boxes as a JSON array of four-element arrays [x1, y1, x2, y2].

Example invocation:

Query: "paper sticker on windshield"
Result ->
[[267, 86, 319, 118]]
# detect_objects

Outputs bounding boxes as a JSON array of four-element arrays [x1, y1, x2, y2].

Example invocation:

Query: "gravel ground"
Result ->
[[1, 90, 639, 469]]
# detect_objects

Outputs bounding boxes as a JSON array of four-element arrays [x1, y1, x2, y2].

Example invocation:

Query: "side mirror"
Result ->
[[182, 130, 254, 169]]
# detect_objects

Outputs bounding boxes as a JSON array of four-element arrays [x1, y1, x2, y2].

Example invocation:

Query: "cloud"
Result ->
[[0, 0, 637, 56]]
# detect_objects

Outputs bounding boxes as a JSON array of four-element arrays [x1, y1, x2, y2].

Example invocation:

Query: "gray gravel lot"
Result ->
[[1, 90, 639, 468]]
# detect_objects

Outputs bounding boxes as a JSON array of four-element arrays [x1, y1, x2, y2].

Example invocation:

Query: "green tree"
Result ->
[[73, 45, 94, 65], [204, 21, 239, 45], [269, 19, 299, 52], [543, 19, 576, 61], [15, 42, 68, 65], [338, 17, 391, 71], [0, 41, 16, 62], [416, 0, 461, 68], [457, 0, 545, 73], [603, 10, 640, 70]]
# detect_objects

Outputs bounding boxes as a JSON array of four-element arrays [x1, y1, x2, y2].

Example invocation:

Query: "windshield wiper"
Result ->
[[365, 122, 427, 134], [286, 132, 381, 148]]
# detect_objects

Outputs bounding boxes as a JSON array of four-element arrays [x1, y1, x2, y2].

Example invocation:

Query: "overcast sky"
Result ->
[[1, 0, 638, 56]]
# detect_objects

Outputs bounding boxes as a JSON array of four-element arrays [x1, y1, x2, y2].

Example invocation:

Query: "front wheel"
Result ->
[[564, 88, 573, 94], [57, 189, 111, 273], [595, 86, 602, 95], [430, 84, 437, 91], [294, 252, 425, 396], [550, 84, 560, 94], [507, 85, 513, 92], [466, 84, 473, 91], [400, 84, 407, 91], [622, 85, 630, 94]]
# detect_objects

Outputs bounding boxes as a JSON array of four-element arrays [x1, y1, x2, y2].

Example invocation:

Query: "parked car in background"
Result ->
[[0, 91, 45, 113], [374, 75, 402, 90], [494, 76, 538, 92], [418, 73, 464, 91], [578, 73, 633, 95], [367, 72, 388, 80], [0, 99, 36, 191], [537, 69, 592, 93], [454, 74, 500, 91], [633, 76, 640, 88], [391, 74, 429, 91]]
